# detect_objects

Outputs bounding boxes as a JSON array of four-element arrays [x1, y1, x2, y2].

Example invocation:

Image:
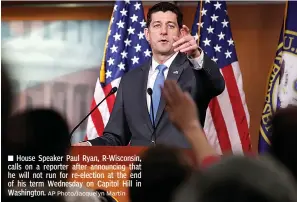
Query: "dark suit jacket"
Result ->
[[89, 53, 225, 148]]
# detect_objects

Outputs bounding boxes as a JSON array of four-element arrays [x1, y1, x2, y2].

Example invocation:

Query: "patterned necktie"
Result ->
[[150, 64, 168, 122]]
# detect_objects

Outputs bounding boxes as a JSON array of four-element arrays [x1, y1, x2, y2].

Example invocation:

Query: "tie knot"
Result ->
[[157, 64, 167, 73]]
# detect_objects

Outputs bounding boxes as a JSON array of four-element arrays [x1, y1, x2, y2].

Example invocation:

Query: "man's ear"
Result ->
[[144, 28, 150, 43]]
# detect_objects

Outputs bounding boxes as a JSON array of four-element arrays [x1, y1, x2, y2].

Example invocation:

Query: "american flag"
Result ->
[[86, 0, 151, 140], [191, 0, 251, 154]]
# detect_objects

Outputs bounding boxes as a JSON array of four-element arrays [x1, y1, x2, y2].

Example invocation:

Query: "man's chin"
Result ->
[[156, 49, 175, 56]]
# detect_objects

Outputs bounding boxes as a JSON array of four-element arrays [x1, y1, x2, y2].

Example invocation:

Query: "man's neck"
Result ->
[[152, 52, 177, 64]]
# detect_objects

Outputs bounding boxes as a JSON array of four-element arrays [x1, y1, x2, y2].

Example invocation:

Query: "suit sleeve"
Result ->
[[88, 78, 132, 146], [202, 54, 225, 98]]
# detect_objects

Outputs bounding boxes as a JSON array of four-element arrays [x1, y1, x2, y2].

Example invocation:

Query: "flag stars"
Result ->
[[144, 49, 151, 57], [134, 2, 141, 10], [120, 8, 127, 16], [127, 26, 135, 35], [131, 56, 139, 64], [207, 25, 214, 34], [113, 5, 118, 12], [214, 1, 222, 10], [225, 50, 232, 58], [140, 19, 146, 27], [194, 33, 200, 41], [203, 38, 211, 46], [124, 38, 132, 46], [110, 45, 118, 53], [211, 14, 219, 22], [134, 44, 141, 52], [205, 0, 211, 3], [218, 32, 225, 40], [106, 70, 112, 78], [201, 8, 207, 16], [130, 14, 138, 23], [211, 57, 218, 63], [214, 44, 222, 52], [222, 19, 229, 28], [103, 2, 152, 84], [107, 58, 115, 66], [118, 62, 125, 71], [227, 38, 234, 46], [113, 32, 121, 41], [197, 22, 204, 28], [116, 20, 125, 29], [121, 50, 128, 59], [138, 31, 145, 40]]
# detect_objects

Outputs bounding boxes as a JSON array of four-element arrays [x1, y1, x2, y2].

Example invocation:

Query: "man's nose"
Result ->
[[160, 25, 168, 35]]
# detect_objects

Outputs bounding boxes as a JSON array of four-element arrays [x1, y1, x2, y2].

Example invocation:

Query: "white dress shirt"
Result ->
[[146, 51, 205, 113]]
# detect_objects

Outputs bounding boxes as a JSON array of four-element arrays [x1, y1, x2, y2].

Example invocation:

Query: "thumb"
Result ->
[[181, 25, 190, 36]]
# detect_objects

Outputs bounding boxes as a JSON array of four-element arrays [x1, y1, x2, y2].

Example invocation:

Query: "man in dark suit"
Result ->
[[74, 2, 225, 148]]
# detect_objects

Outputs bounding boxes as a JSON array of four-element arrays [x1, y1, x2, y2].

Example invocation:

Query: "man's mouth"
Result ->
[[159, 39, 169, 43]]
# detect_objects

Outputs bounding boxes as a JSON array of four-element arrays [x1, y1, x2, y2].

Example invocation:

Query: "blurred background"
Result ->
[[1, 1, 286, 149], [2, 2, 112, 143]]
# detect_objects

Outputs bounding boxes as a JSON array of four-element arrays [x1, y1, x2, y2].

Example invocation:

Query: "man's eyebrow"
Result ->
[[152, 21, 161, 24], [166, 21, 177, 25]]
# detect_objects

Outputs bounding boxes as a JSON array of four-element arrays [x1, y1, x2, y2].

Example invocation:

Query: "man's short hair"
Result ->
[[146, 2, 183, 29]]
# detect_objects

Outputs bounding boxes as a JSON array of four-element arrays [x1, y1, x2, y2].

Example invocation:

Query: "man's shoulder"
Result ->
[[121, 60, 150, 81]]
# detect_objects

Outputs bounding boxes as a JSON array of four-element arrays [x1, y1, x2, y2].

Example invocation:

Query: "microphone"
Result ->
[[70, 87, 118, 138], [147, 88, 156, 145]]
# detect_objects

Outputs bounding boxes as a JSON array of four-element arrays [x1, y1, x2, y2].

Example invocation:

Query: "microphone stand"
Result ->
[[70, 87, 117, 140], [147, 88, 156, 145]]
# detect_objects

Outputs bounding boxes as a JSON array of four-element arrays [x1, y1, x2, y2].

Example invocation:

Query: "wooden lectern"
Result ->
[[69, 146, 194, 202]]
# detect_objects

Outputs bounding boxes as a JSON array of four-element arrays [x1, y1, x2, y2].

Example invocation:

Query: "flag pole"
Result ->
[[100, 10, 114, 83], [280, 0, 288, 65], [282, 0, 288, 41], [196, 0, 203, 46]]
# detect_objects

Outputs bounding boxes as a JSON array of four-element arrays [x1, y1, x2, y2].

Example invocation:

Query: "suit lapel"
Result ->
[[154, 53, 188, 126], [140, 61, 154, 133]]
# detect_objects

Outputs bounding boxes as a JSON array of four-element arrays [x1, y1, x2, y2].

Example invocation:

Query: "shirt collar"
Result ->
[[151, 52, 179, 71]]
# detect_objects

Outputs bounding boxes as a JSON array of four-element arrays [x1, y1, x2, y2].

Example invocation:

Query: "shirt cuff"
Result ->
[[187, 47, 204, 70], [86, 141, 92, 146]]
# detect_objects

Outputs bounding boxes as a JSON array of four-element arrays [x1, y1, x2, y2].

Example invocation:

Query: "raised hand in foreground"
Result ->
[[161, 80, 217, 166], [162, 80, 201, 133]]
